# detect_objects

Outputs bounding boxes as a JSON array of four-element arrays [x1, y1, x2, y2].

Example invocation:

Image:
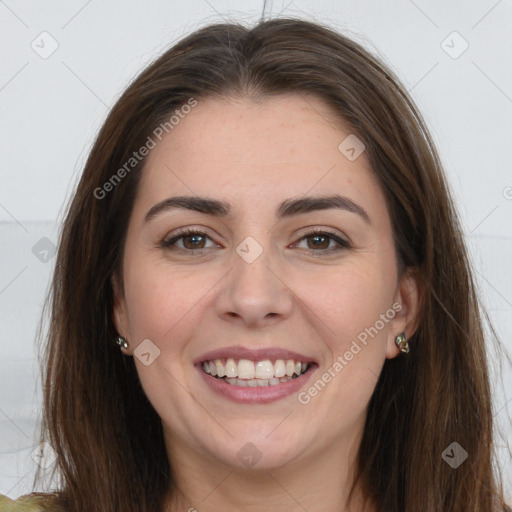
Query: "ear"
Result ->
[[111, 273, 132, 355], [385, 267, 422, 359]]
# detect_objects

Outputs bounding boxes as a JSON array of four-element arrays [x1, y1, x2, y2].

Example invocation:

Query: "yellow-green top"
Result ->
[[0, 493, 61, 512]]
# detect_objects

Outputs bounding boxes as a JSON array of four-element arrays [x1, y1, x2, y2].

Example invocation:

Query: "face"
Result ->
[[113, 93, 419, 473]]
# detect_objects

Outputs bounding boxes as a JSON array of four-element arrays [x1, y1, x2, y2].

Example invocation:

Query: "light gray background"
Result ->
[[1, 0, 511, 501]]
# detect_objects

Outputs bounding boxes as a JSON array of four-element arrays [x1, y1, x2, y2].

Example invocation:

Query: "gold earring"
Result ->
[[115, 336, 129, 350], [395, 332, 409, 354]]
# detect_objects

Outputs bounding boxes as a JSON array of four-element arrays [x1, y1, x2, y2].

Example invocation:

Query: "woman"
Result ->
[[1, 16, 510, 512]]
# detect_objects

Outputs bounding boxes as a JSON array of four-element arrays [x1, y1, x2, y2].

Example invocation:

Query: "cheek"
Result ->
[[122, 255, 229, 364], [122, 257, 194, 343], [303, 262, 394, 343], [297, 265, 394, 417]]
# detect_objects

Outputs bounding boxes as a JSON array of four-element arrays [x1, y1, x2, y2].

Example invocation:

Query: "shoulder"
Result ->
[[0, 493, 62, 512]]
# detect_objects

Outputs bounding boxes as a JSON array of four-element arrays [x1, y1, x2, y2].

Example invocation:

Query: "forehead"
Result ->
[[134, 93, 387, 223], [148, 93, 352, 166]]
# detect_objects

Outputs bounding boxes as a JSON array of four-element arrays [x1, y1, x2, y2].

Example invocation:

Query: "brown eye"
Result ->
[[306, 234, 330, 250], [294, 230, 350, 253], [181, 233, 206, 249], [160, 230, 215, 251], [160, 228, 350, 255]]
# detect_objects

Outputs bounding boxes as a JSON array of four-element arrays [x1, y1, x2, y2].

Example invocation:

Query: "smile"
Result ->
[[202, 358, 310, 387]]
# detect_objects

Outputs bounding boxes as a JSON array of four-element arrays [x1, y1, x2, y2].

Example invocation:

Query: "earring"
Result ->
[[115, 336, 129, 350], [395, 332, 409, 354]]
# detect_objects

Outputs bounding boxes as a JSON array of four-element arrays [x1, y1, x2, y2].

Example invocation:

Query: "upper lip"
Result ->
[[194, 346, 317, 364]]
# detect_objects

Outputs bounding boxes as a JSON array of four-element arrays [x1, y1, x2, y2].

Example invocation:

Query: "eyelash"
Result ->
[[159, 228, 351, 255]]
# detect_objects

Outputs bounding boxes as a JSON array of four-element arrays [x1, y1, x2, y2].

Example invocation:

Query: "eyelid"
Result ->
[[292, 227, 351, 251], [159, 226, 351, 253], [295, 226, 350, 243], [160, 227, 219, 249]]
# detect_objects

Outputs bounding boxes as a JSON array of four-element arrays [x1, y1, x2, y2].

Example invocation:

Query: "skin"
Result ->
[[112, 93, 421, 512]]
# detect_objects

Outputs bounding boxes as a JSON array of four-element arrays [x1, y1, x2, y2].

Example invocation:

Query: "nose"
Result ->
[[214, 240, 293, 328]]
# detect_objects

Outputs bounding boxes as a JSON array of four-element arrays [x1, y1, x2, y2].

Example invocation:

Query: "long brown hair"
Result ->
[[32, 17, 511, 512]]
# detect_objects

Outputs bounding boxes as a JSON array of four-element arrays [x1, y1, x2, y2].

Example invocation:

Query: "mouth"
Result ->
[[194, 346, 318, 403], [200, 357, 312, 387]]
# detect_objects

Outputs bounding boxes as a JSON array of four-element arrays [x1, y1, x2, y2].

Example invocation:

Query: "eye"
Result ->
[[293, 229, 350, 253], [159, 228, 351, 255], [160, 229, 217, 252]]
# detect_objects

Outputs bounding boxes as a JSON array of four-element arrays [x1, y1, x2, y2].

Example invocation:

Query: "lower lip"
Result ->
[[196, 364, 317, 404]]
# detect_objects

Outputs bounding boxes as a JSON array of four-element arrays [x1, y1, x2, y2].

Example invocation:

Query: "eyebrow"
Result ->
[[144, 194, 372, 225]]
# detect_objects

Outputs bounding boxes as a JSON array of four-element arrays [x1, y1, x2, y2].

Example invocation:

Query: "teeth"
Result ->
[[215, 359, 225, 378], [224, 376, 296, 387], [238, 359, 255, 379], [201, 357, 311, 382], [274, 359, 286, 378], [255, 360, 274, 379], [225, 358, 237, 378]]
